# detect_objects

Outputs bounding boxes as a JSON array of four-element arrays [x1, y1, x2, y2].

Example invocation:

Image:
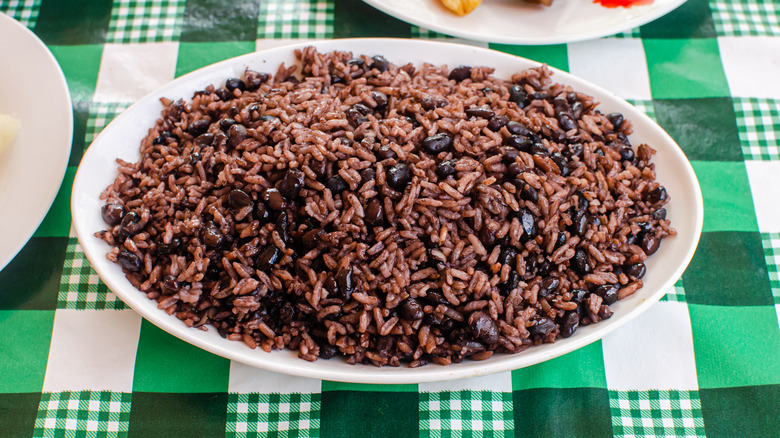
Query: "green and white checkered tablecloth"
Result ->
[[1, 0, 778, 436]]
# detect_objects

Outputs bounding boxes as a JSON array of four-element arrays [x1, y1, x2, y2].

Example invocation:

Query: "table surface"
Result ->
[[1, 0, 779, 437]]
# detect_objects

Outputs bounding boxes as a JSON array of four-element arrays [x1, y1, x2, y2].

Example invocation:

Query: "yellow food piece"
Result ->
[[440, 0, 482, 16], [0, 113, 20, 155]]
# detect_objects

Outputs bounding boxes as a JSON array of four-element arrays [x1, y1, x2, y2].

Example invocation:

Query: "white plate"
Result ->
[[72, 39, 702, 384], [0, 13, 72, 271], [364, 0, 687, 45]]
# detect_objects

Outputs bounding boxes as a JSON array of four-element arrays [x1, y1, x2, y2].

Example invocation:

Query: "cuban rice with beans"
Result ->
[[97, 47, 674, 367]]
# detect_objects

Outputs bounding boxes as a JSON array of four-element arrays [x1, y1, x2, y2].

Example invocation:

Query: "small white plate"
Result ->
[[0, 13, 72, 271], [72, 39, 702, 384], [363, 0, 686, 45]]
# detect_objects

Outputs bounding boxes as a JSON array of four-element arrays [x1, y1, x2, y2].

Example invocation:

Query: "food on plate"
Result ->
[[0, 113, 20, 155], [440, 0, 551, 16], [97, 48, 674, 367], [440, 0, 482, 15]]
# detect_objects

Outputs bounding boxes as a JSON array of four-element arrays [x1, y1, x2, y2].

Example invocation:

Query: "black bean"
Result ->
[[559, 114, 577, 132], [468, 311, 499, 344], [370, 55, 389, 72], [365, 198, 384, 225], [359, 167, 376, 183], [301, 228, 323, 249], [275, 210, 290, 244], [119, 211, 142, 240], [619, 146, 635, 162], [570, 288, 589, 303], [257, 115, 277, 123], [529, 91, 548, 101], [566, 92, 578, 103], [152, 135, 167, 145], [278, 168, 305, 199], [225, 77, 246, 92], [256, 245, 281, 270], [319, 343, 339, 359], [386, 163, 412, 191], [371, 91, 388, 109], [538, 260, 553, 276], [347, 57, 364, 67], [336, 267, 354, 300], [555, 231, 567, 249], [598, 305, 614, 320], [227, 124, 247, 148], [507, 162, 525, 178], [640, 233, 660, 256], [399, 298, 424, 320], [652, 208, 667, 220], [502, 147, 520, 165], [571, 248, 591, 275], [550, 129, 567, 143], [117, 250, 142, 272], [156, 238, 181, 256], [531, 143, 549, 156], [194, 133, 214, 146], [498, 247, 517, 266], [101, 203, 125, 226], [552, 153, 570, 176], [202, 223, 223, 247], [262, 188, 286, 210], [423, 133, 453, 154], [375, 145, 396, 160], [529, 317, 556, 337], [571, 101, 583, 119], [187, 119, 210, 136], [626, 262, 646, 280], [519, 208, 537, 239], [507, 135, 533, 152], [228, 189, 252, 209], [488, 115, 509, 131], [435, 159, 457, 179], [353, 103, 372, 115], [572, 210, 588, 236], [506, 120, 531, 136], [538, 277, 560, 298], [594, 284, 619, 305], [465, 106, 494, 119], [255, 202, 270, 222], [310, 159, 327, 179], [559, 311, 580, 338], [480, 226, 498, 247], [244, 71, 269, 90], [607, 112, 624, 129], [509, 85, 527, 107], [324, 276, 338, 295], [420, 96, 448, 111], [215, 87, 233, 101], [326, 175, 348, 194], [161, 275, 180, 295], [188, 152, 201, 165], [519, 183, 539, 202], [448, 65, 472, 82], [646, 187, 668, 204]]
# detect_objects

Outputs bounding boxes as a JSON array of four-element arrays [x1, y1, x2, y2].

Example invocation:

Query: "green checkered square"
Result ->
[[761, 232, 780, 304], [59, 237, 127, 310], [609, 390, 705, 437], [626, 99, 657, 122], [420, 391, 514, 437], [86, 102, 131, 146], [106, 0, 185, 44], [710, 0, 780, 37], [659, 278, 686, 303], [226, 393, 320, 438], [0, 0, 41, 28], [257, 0, 333, 40], [33, 391, 132, 438], [608, 27, 642, 39], [733, 97, 780, 161], [411, 25, 453, 40]]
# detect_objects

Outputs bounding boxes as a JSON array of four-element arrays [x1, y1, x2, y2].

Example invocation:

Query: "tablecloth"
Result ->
[[0, 0, 778, 436]]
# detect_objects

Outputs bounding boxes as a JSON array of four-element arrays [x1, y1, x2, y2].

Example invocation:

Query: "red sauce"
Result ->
[[594, 0, 653, 8]]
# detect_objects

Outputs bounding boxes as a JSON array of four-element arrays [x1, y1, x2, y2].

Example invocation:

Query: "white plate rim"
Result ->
[[72, 38, 703, 384], [0, 12, 73, 272], [362, 0, 688, 45]]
